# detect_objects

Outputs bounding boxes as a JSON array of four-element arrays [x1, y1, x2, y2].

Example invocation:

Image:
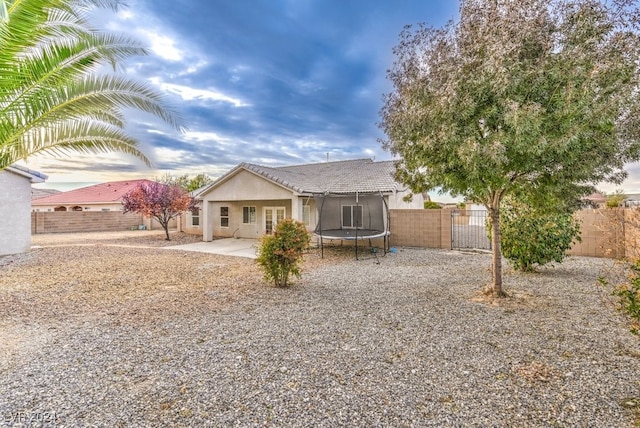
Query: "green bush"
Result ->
[[612, 262, 640, 335], [423, 201, 441, 209], [256, 219, 311, 287], [606, 190, 626, 208], [499, 200, 582, 272]]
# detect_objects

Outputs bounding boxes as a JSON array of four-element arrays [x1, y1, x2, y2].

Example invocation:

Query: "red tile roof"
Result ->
[[32, 179, 156, 205]]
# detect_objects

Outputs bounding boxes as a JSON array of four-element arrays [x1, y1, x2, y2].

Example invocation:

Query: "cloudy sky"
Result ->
[[24, 0, 638, 195], [24, 0, 457, 191]]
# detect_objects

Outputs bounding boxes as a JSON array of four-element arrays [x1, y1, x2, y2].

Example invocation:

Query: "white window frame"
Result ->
[[342, 205, 363, 229], [191, 209, 200, 227], [263, 206, 286, 235], [220, 206, 229, 228], [242, 206, 257, 224]]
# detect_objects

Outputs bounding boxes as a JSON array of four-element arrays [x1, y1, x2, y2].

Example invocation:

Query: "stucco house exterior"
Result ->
[[31, 179, 155, 212], [193, 159, 424, 242], [1, 165, 47, 255]]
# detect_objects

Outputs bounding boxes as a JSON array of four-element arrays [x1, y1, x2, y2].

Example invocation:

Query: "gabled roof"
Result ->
[[201, 159, 401, 197], [32, 179, 155, 205], [5, 164, 47, 183]]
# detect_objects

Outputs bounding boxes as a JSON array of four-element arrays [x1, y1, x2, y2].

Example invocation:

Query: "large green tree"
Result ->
[[158, 172, 213, 192], [380, 0, 640, 296], [0, 0, 183, 170]]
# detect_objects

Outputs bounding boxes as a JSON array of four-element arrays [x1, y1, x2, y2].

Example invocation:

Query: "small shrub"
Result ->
[[612, 261, 640, 335], [605, 190, 626, 208], [499, 200, 581, 272], [423, 201, 441, 209], [256, 219, 311, 287]]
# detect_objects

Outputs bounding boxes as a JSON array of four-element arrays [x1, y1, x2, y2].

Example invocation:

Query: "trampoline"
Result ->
[[317, 229, 389, 241], [314, 191, 391, 260]]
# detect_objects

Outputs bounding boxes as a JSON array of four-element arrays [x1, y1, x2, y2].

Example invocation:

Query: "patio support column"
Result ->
[[203, 201, 213, 242], [291, 195, 300, 221]]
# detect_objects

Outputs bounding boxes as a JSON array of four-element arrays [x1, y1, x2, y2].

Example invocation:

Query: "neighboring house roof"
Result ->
[[32, 179, 155, 206], [5, 164, 47, 183], [202, 159, 401, 197], [31, 188, 61, 200], [582, 192, 607, 204]]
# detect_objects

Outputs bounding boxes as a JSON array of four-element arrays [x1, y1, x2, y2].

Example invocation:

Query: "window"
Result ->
[[220, 206, 229, 228], [302, 205, 311, 226], [242, 206, 256, 224], [191, 210, 200, 226], [342, 205, 363, 228]]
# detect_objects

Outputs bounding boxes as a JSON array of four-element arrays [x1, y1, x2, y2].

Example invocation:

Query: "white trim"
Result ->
[[263, 206, 285, 235]]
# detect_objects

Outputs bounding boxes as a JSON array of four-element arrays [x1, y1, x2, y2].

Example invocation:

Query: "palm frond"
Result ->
[[0, 118, 150, 169], [0, 0, 184, 171]]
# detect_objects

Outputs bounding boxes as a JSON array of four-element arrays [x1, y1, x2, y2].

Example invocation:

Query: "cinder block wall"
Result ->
[[569, 209, 625, 259], [31, 211, 145, 234], [390, 209, 452, 249], [390, 208, 636, 259]]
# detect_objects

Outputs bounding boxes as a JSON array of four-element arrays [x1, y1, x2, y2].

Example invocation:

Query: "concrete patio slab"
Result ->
[[164, 238, 258, 259]]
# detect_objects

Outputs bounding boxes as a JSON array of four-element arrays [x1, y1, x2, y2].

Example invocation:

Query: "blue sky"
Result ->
[[26, 0, 459, 192], [25, 0, 638, 196]]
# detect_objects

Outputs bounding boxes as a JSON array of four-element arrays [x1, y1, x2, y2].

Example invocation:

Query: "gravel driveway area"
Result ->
[[1, 231, 640, 427]]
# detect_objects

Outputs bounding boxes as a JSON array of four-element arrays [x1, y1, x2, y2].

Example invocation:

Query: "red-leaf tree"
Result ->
[[122, 181, 198, 240]]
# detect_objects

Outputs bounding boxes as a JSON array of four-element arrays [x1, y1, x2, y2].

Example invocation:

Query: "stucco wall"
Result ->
[[179, 210, 202, 235], [388, 189, 426, 209], [205, 170, 295, 201], [0, 170, 32, 255], [208, 200, 294, 239]]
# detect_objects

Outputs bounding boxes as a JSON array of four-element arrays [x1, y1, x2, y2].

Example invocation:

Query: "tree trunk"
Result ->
[[489, 207, 504, 297], [157, 216, 170, 240]]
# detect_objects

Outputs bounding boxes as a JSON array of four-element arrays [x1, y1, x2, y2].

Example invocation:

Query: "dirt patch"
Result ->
[[31, 229, 202, 248]]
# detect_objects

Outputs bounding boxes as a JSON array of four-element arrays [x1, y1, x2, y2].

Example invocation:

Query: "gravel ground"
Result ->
[[1, 231, 639, 427]]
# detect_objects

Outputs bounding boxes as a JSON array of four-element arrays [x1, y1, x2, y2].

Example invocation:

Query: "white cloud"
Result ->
[[149, 78, 249, 107], [183, 131, 234, 145], [117, 9, 134, 20], [138, 29, 183, 62], [179, 59, 209, 76]]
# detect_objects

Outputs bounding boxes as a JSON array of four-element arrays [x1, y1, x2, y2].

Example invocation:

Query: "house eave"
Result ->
[[6, 164, 47, 183]]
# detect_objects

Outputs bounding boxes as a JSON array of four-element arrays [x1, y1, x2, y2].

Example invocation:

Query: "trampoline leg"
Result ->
[[370, 238, 380, 264], [355, 238, 359, 260]]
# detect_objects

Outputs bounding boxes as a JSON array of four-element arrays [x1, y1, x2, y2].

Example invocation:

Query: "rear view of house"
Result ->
[[194, 159, 424, 242]]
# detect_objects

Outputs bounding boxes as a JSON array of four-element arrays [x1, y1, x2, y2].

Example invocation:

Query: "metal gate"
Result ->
[[451, 209, 491, 250]]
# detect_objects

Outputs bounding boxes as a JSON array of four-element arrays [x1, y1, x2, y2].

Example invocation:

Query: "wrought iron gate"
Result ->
[[451, 209, 491, 250]]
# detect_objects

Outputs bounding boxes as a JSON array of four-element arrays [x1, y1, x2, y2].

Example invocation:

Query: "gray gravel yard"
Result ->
[[1, 231, 640, 427]]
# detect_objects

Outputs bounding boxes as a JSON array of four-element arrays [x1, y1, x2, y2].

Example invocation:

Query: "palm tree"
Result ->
[[0, 0, 183, 170]]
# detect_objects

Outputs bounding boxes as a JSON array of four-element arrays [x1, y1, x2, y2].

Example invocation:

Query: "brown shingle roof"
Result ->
[[32, 179, 155, 205]]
